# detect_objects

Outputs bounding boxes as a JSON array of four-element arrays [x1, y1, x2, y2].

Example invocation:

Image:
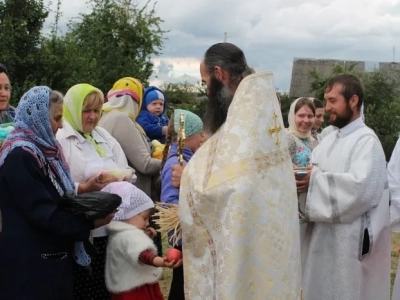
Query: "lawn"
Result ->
[[160, 237, 173, 298], [159, 232, 400, 297]]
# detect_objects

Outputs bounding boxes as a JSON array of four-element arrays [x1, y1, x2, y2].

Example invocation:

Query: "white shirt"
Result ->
[[57, 121, 133, 237]]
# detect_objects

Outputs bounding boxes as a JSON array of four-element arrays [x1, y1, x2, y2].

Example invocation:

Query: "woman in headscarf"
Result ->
[[0, 86, 113, 299], [287, 97, 319, 168], [0, 64, 15, 124], [99, 78, 161, 197], [99, 77, 163, 255], [56, 83, 133, 300]]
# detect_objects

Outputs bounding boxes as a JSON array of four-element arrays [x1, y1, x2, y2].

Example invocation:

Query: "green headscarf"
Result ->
[[63, 84, 106, 157]]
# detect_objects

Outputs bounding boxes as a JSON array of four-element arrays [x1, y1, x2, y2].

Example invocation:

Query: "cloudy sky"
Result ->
[[49, 0, 400, 92]]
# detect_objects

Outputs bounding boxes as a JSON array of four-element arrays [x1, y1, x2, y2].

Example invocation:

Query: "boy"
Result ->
[[137, 86, 169, 143]]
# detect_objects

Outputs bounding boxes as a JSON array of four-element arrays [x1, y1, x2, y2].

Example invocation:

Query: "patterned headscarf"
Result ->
[[174, 109, 203, 137], [102, 77, 146, 135], [103, 77, 143, 120], [0, 86, 74, 193]]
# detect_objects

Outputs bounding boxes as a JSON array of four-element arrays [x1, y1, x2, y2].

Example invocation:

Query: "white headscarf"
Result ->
[[287, 97, 315, 141]]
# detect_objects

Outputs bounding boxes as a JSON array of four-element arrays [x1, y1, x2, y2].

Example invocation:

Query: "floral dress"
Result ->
[[287, 134, 319, 168]]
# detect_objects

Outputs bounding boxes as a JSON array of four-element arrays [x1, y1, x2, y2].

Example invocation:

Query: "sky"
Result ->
[[47, 0, 400, 92]]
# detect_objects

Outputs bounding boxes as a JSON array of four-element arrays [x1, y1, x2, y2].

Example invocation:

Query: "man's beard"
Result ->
[[203, 77, 234, 135], [329, 104, 353, 128]]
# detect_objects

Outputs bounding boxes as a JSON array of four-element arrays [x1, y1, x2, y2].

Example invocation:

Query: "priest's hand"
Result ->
[[295, 165, 313, 191], [171, 164, 185, 188]]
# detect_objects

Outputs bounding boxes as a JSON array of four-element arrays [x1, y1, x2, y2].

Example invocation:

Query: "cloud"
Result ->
[[50, 0, 400, 91]]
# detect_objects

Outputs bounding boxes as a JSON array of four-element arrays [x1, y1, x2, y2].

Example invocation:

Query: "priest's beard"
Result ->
[[204, 77, 234, 135], [329, 103, 353, 128]]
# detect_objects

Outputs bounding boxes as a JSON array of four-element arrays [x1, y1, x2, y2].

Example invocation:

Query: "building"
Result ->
[[289, 57, 400, 98]]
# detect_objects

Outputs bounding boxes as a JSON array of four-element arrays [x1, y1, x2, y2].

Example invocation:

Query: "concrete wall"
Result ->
[[289, 58, 366, 98]]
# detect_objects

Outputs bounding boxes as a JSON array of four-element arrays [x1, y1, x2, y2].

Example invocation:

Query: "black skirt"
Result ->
[[73, 236, 110, 300]]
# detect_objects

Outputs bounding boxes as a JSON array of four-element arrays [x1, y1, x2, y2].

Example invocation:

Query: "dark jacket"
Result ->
[[0, 147, 93, 300]]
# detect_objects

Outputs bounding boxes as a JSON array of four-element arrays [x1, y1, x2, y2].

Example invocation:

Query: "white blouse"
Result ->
[[57, 120, 134, 237]]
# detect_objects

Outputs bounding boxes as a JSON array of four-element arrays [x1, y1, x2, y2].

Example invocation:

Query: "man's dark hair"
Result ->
[[203, 43, 254, 85], [312, 98, 324, 109], [324, 74, 365, 110]]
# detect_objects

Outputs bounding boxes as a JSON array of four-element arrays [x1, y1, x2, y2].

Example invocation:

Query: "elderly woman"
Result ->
[[0, 64, 15, 124], [99, 77, 163, 254], [56, 83, 132, 300], [0, 86, 112, 299]]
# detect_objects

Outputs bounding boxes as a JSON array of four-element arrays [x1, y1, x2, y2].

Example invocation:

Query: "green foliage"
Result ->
[[66, 0, 166, 92], [0, 0, 49, 106], [279, 92, 293, 128], [162, 82, 207, 119], [308, 64, 400, 161], [1, 0, 166, 103]]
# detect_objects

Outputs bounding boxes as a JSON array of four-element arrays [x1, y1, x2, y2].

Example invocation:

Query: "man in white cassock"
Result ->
[[177, 43, 302, 299], [387, 137, 400, 300], [296, 74, 390, 300]]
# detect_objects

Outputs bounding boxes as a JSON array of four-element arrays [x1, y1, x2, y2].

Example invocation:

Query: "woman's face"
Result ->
[[82, 104, 101, 133], [50, 103, 63, 135], [294, 105, 315, 133], [0, 72, 11, 111]]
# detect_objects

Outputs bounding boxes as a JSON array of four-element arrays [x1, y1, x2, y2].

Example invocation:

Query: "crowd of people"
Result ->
[[0, 42, 399, 300]]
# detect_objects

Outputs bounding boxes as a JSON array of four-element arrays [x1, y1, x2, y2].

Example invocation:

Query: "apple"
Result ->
[[166, 248, 182, 262]]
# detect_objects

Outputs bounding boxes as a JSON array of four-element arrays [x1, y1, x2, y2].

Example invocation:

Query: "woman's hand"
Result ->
[[78, 172, 118, 194], [295, 165, 313, 191]]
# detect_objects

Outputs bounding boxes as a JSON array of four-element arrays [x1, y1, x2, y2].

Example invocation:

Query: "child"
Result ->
[[137, 86, 169, 143], [103, 182, 182, 300], [160, 109, 205, 300]]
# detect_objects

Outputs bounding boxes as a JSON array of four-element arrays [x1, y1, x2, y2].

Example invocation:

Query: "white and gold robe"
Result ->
[[179, 72, 302, 300], [303, 117, 390, 300]]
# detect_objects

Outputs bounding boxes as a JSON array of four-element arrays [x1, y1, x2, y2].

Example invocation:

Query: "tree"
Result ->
[[66, 0, 166, 92], [0, 0, 49, 105], [162, 82, 207, 118], [279, 92, 293, 128], [309, 65, 400, 160]]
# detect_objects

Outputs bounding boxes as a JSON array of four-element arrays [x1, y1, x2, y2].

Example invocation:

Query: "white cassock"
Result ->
[[387, 137, 400, 300], [179, 72, 302, 299], [319, 125, 337, 140], [302, 117, 391, 300]]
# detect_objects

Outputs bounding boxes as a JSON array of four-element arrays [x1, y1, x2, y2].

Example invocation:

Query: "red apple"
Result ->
[[166, 248, 182, 262]]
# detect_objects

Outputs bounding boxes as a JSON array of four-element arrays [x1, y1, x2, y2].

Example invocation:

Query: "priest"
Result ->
[[296, 74, 390, 300], [178, 43, 302, 299]]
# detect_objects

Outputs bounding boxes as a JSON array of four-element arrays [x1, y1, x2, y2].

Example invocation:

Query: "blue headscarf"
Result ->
[[0, 86, 74, 193]]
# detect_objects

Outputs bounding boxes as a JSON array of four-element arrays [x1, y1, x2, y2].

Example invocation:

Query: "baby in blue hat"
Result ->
[[136, 86, 169, 143]]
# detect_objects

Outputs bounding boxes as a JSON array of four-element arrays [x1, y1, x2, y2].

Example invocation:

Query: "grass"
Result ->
[[392, 233, 400, 290], [160, 236, 173, 298], [158, 232, 400, 297]]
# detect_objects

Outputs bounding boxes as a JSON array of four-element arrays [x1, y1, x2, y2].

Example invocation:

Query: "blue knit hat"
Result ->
[[143, 86, 165, 107], [174, 109, 203, 137]]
